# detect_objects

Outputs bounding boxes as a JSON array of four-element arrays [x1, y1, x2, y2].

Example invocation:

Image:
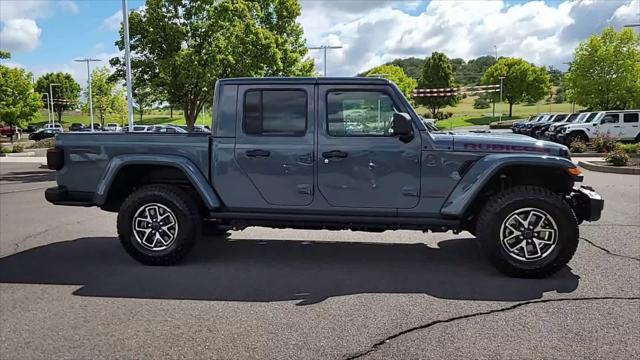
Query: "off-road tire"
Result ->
[[566, 131, 588, 145], [117, 184, 201, 265], [476, 186, 579, 278]]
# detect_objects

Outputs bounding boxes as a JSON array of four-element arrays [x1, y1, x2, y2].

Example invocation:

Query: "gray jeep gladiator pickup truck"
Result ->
[[45, 77, 603, 278]]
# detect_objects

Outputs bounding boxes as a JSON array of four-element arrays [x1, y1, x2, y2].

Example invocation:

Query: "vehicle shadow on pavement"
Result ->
[[0, 236, 579, 305], [0, 170, 54, 183]]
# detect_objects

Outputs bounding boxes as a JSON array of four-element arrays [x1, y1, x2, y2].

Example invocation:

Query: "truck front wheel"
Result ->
[[476, 186, 579, 278], [117, 184, 201, 265]]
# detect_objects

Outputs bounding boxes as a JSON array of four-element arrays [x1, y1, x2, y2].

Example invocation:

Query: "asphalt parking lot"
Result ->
[[0, 162, 638, 359]]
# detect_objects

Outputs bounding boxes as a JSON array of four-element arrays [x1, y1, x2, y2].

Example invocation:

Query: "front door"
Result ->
[[317, 86, 421, 209], [596, 113, 620, 137], [235, 85, 315, 206]]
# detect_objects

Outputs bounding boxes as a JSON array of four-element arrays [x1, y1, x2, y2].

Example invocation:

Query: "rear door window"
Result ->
[[244, 90, 307, 136], [623, 113, 639, 123]]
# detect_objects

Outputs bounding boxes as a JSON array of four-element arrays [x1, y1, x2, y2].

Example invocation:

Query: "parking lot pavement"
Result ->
[[1, 163, 638, 359]]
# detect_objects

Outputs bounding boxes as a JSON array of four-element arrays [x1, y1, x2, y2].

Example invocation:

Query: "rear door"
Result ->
[[234, 85, 315, 206], [316, 85, 421, 209], [621, 112, 639, 140]]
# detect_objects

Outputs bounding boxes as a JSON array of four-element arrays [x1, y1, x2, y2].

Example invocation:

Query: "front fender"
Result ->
[[94, 154, 221, 209], [440, 154, 575, 217]]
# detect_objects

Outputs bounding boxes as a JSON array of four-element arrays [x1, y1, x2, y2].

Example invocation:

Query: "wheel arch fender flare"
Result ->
[[94, 154, 221, 209], [440, 154, 576, 217]]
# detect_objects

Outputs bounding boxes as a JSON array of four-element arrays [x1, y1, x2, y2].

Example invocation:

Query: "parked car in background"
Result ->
[[123, 125, 154, 132], [69, 123, 85, 132], [178, 125, 211, 133], [29, 128, 61, 141], [44, 123, 63, 131], [520, 114, 551, 136], [530, 113, 568, 138], [104, 123, 123, 132], [543, 112, 588, 141], [23, 125, 39, 133], [511, 115, 537, 133], [150, 125, 188, 133], [558, 110, 640, 144]]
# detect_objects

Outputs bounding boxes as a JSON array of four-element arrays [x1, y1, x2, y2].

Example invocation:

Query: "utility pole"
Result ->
[[49, 83, 60, 126], [122, 0, 135, 132], [308, 45, 343, 76], [74, 58, 101, 131], [42, 93, 51, 125], [499, 76, 505, 122], [494, 45, 498, 60]]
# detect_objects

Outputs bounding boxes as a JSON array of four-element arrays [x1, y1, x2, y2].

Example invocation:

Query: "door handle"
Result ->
[[322, 150, 348, 159], [613, 126, 621, 128], [246, 149, 270, 157]]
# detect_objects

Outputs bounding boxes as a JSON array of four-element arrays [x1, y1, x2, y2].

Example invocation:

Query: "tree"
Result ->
[[366, 64, 417, 98], [0, 65, 42, 135], [110, 0, 315, 131], [83, 68, 122, 127], [133, 85, 156, 121], [547, 66, 563, 87], [416, 52, 459, 118], [35, 72, 81, 122], [481, 57, 550, 117], [0, 50, 10, 59], [565, 27, 640, 110]]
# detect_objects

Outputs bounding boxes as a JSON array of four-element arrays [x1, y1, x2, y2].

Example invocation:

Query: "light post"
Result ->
[[41, 93, 51, 125], [74, 58, 101, 131], [499, 76, 505, 122], [308, 45, 343, 76], [494, 45, 498, 60], [122, 0, 135, 132], [49, 83, 60, 126]]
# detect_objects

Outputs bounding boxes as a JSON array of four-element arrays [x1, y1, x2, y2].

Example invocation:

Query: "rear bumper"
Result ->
[[568, 186, 604, 222], [45, 186, 94, 207]]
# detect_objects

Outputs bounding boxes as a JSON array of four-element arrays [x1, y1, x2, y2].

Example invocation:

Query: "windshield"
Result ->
[[590, 112, 604, 123], [565, 113, 580, 123], [552, 114, 567, 122]]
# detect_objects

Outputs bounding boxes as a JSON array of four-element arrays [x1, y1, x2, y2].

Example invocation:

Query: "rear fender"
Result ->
[[94, 154, 221, 209]]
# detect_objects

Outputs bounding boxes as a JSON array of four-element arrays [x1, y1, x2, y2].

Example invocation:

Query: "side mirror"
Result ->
[[392, 112, 414, 143]]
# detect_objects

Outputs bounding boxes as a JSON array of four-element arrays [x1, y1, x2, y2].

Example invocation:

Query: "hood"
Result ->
[[451, 133, 570, 158]]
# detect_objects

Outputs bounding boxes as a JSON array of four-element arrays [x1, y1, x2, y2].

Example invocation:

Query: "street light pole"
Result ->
[[494, 45, 498, 60], [308, 45, 343, 76], [42, 93, 51, 125], [49, 83, 60, 126], [122, 0, 135, 132], [499, 76, 505, 122], [74, 58, 101, 131]]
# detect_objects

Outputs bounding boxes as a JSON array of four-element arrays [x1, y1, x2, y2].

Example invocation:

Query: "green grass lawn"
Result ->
[[36, 110, 212, 129], [415, 95, 583, 129]]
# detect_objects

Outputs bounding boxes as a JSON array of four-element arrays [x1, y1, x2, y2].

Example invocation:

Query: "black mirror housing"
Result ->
[[392, 112, 414, 143]]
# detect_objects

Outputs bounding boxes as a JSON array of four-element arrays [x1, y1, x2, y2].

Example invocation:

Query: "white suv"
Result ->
[[559, 110, 639, 144]]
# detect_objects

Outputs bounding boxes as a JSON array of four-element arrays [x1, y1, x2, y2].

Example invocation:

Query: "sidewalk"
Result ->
[[0, 156, 47, 163]]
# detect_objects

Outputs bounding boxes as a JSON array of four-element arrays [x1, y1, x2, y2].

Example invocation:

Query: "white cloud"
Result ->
[[58, 1, 80, 15], [0, 1, 51, 22], [0, 19, 42, 52], [299, 0, 640, 76], [102, 10, 122, 31]]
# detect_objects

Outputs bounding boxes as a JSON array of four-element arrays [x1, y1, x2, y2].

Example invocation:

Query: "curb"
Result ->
[[572, 152, 640, 158], [0, 151, 36, 157], [578, 160, 640, 175]]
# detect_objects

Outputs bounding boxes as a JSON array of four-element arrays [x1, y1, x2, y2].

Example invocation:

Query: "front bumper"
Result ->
[[568, 186, 604, 222]]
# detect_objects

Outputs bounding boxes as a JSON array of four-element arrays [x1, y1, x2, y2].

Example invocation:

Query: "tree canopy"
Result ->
[[565, 27, 640, 110], [366, 64, 417, 98], [482, 57, 550, 117], [83, 68, 126, 127], [110, 0, 314, 130], [416, 52, 459, 118], [0, 50, 10, 59], [35, 72, 81, 122], [0, 65, 42, 128]]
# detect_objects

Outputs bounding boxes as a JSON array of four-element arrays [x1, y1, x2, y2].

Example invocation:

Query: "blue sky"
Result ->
[[1, 0, 638, 84]]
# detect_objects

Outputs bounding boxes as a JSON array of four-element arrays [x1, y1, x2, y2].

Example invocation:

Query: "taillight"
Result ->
[[47, 148, 64, 170]]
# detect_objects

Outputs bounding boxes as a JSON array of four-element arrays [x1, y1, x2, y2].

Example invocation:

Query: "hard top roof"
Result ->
[[217, 77, 391, 85]]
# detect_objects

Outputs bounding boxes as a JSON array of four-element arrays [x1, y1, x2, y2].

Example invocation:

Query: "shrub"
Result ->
[[433, 112, 453, 120], [1, 147, 12, 154], [605, 149, 629, 166], [591, 134, 616, 153], [569, 140, 587, 153], [12, 143, 24, 153], [473, 97, 490, 109], [31, 137, 56, 149], [617, 143, 638, 154]]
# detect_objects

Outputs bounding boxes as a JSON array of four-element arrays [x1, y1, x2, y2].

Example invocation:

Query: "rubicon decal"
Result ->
[[463, 143, 552, 153]]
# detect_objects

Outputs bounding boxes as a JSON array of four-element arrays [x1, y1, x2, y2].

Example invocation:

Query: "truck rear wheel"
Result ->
[[476, 186, 579, 278], [117, 184, 201, 265]]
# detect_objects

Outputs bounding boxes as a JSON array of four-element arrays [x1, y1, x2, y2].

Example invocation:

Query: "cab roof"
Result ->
[[217, 77, 391, 86]]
